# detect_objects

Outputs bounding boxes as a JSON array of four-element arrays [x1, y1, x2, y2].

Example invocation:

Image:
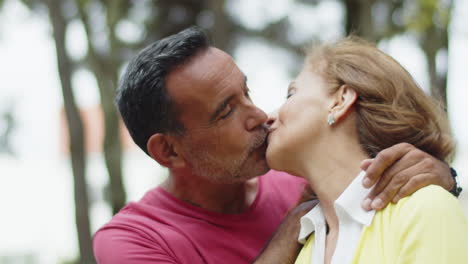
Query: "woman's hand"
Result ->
[[360, 143, 453, 211]]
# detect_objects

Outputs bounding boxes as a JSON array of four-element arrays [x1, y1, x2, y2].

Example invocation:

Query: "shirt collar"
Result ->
[[297, 171, 376, 243], [334, 171, 375, 226], [298, 204, 325, 243]]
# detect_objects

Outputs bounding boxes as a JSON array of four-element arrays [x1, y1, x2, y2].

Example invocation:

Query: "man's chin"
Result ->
[[250, 155, 270, 177], [230, 140, 269, 181], [237, 165, 269, 182], [240, 152, 269, 180], [254, 142, 270, 165]]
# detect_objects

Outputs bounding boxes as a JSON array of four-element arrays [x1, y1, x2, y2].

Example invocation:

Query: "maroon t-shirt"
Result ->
[[93, 170, 305, 263]]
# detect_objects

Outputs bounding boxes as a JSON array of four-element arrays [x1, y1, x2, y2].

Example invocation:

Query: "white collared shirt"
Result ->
[[297, 171, 376, 264]]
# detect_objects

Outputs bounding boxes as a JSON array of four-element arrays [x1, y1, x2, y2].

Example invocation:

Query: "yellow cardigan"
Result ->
[[295, 185, 468, 264]]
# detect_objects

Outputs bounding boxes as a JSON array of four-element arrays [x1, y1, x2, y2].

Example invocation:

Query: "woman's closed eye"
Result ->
[[286, 90, 295, 99]]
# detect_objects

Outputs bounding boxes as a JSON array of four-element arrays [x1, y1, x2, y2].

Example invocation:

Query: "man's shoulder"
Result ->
[[93, 200, 194, 263], [93, 212, 189, 263], [94, 203, 169, 240], [93, 187, 182, 246]]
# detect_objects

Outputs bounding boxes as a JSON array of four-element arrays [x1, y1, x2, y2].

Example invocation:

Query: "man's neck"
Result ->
[[161, 170, 259, 214]]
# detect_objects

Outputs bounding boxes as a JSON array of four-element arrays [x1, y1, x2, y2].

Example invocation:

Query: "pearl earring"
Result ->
[[327, 114, 335, 126]]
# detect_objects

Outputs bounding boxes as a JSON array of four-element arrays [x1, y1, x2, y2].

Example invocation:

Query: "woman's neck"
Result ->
[[300, 135, 369, 230]]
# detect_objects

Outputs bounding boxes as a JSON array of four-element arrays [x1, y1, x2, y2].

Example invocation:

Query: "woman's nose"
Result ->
[[266, 110, 278, 128]]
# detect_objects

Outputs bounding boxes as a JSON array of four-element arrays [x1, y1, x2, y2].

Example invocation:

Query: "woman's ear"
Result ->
[[147, 134, 186, 169], [329, 84, 358, 123]]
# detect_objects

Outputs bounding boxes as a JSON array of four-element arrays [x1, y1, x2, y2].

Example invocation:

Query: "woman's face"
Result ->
[[266, 67, 333, 173]]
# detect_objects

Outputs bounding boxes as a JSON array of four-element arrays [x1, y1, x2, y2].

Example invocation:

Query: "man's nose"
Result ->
[[246, 106, 268, 131]]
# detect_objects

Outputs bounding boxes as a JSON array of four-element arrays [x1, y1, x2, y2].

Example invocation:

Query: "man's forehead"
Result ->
[[170, 47, 232, 80], [165, 47, 242, 118], [167, 48, 235, 93]]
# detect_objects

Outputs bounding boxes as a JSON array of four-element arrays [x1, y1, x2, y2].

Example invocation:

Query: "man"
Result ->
[[94, 27, 457, 263]]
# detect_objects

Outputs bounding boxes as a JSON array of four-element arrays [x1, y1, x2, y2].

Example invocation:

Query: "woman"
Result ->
[[266, 37, 468, 264]]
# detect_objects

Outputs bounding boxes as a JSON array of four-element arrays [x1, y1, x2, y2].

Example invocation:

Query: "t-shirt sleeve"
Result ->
[[93, 227, 178, 264], [394, 185, 468, 264]]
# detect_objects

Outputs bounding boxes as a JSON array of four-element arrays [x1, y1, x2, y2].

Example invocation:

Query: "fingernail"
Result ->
[[362, 198, 372, 211], [371, 198, 383, 210], [392, 196, 399, 204], [362, 177, 372, 188]]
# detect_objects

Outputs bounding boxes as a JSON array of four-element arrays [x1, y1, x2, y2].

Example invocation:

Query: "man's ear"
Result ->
[[147, 133, 186, 169], [330, 84, 358, 123]]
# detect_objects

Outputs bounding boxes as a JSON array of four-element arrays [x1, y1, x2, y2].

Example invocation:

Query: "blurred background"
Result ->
[[0, 0, 467, 263]]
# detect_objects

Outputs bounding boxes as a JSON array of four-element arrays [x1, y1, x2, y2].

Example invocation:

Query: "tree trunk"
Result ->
[[150, 0, 206, 39], [206, 0, 235, 52], [421, 26, 449, 110], [94, 65, 126, 215], [344, 0, 377, 41], [47, 0, 95, 263], [76, 1, 127, 215]]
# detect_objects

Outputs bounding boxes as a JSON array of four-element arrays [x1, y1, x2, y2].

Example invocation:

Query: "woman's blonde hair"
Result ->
[[305, 37, 454, 162]]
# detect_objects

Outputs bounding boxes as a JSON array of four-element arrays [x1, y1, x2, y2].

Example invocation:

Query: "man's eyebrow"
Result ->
[[210, 94, 236, 122]]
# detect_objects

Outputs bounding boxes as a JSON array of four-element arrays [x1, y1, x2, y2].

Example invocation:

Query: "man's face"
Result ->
[[166, 47, 269, 184]]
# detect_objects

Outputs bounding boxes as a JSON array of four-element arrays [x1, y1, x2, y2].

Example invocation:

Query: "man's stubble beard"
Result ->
[[184, 129, 269, 184]]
